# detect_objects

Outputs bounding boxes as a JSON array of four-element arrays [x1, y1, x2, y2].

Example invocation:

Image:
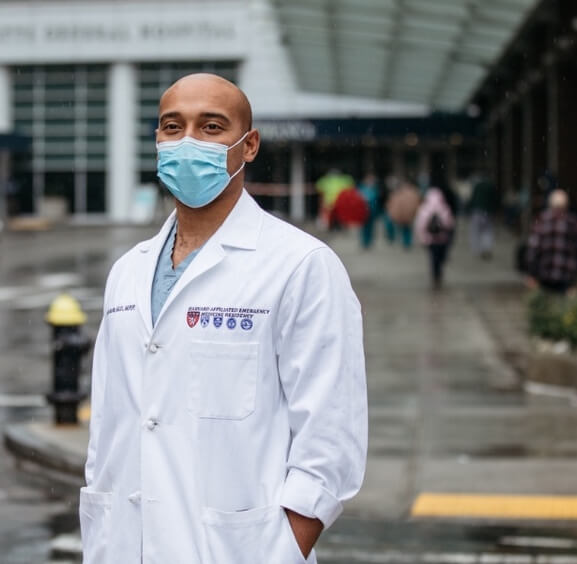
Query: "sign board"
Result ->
[[254, 120, 317, 142], [0, 2, 246, 64]]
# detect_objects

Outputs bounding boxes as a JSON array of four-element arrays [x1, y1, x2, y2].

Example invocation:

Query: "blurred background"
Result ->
[[1, 0, 577, 562]]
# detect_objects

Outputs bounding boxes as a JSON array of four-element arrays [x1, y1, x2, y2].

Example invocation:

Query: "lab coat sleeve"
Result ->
[[84, 268, 114, 487], [276, 247, 367, 528]]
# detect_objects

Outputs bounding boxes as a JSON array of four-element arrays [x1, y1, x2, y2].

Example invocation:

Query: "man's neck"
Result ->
[[172, 183, 243, 267]]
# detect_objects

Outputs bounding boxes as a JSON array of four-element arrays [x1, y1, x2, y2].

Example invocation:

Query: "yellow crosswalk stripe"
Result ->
[[412, 493, 577, 519]]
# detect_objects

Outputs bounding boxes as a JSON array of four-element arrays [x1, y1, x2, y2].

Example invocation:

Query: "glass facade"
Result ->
[[12, 64, 108, 213], [10, 60, 238, 214]]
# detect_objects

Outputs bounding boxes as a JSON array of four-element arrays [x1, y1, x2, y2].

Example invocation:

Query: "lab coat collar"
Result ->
[[211, 188, 263, 251], [135, 189, 263, 332]]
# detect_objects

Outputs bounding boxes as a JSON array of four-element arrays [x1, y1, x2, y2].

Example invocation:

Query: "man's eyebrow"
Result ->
[[159, 111, 182, 123], [200, 112, 231, 124]]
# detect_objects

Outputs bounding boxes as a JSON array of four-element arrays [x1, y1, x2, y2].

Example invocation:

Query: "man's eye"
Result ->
[[205, 123, 221, 131], [163, 123, 180, 130]]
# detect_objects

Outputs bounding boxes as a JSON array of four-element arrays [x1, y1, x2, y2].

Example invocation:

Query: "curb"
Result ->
[[4, 422, 86, 486]]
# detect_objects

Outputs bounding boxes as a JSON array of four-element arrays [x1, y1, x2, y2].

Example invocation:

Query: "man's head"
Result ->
[[156, 73, 259, 204], [549, 189, 569, 210]]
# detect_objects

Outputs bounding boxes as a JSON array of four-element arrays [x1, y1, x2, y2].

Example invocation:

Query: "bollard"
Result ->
[[45, 294, 90, 424]]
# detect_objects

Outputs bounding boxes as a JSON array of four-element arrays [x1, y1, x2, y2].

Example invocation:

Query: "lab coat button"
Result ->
[[128, 491, 141, 504], [146, 418, 158, 430], [149, 343, 159, 353]]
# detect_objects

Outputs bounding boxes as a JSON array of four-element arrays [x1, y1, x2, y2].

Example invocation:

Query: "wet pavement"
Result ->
[[1, 218, 577, 563]]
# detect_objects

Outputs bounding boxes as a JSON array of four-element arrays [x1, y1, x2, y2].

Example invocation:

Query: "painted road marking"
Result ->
[[500, 536, 577, 549], [412, 494, 577, 519], [0, 394, 47, 408], [316, 548, 577, 563]]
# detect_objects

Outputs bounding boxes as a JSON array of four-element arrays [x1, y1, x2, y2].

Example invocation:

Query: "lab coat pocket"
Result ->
[[79, 487, 112, 564], [189, 341, 258, 420], [202, 505, 308, 564]]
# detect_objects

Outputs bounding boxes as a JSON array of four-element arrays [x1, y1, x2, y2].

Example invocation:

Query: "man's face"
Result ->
[[156, 76, 259, 175]]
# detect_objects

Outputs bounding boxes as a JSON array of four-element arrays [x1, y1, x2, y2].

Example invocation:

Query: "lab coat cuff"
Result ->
[[280, 469, 343, 528]]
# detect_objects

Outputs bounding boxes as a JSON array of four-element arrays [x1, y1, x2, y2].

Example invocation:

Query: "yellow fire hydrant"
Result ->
[[45, 294, 90, 424]]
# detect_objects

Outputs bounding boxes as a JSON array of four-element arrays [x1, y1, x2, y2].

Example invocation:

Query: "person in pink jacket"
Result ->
[[415, 187, 455, 289]]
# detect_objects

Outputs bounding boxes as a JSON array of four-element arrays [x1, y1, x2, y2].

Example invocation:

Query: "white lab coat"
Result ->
[[80, 190, 367, 564]]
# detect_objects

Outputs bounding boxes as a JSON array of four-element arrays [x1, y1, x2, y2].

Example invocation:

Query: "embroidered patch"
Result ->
[[227, 318, 237, 330], [187, 309, 200, 328]]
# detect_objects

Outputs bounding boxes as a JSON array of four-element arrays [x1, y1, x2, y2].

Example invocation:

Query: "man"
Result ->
[[527, 189, 577, 294], [80, 73, 367, 564]]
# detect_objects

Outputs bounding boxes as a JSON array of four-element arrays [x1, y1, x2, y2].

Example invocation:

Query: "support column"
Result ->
[[546, 64, 559, 182], [392, 145, 404, 179], [289, 143, 305, 222], [501, 110, 514, 198], [0, 67, 13, 225], [524, 83, 547, 216], [553, 61, 577, 203], [107, 63, 137, 222], [0, 66, 12, 133]]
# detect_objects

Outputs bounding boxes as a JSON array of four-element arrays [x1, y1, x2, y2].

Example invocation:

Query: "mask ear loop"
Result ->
[[227, 131, 250, 151], [227, 131, 250, 180]]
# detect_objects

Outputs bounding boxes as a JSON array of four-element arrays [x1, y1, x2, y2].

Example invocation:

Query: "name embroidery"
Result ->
[[107, 304, 136, 315], [186, 306, 270, 330]]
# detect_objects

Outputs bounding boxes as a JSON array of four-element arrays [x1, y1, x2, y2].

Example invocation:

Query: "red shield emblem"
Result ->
[[187, 309, 200, 328]]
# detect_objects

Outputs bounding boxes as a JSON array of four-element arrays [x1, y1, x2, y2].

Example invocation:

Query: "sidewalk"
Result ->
[[5, 218, 577, 514]]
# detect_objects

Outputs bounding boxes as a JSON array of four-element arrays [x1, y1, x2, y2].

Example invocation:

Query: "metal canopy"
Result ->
[[272, 0, 540, 111]]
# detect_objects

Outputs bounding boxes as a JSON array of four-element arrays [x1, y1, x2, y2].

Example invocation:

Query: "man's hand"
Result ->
[[284, 508, 323, 559]]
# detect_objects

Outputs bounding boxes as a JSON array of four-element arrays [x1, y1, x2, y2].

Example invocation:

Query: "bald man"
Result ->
[[527, 189, 577, 293], [80, 74, 367, 564]]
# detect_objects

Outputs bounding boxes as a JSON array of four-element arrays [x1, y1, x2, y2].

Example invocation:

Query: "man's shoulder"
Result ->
[[259, 210, 328, 256]]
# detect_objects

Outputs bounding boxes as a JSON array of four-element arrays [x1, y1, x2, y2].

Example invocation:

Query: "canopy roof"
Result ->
[[272, 0, 540, 111]]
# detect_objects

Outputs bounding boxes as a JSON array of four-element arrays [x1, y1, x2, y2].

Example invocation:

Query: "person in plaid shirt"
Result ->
[[527, 189, 577, 294]]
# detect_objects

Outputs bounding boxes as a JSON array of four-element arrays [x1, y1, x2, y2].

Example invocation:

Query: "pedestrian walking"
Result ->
[[526, 189, 577, 295], [381, 174, 398, 243], [415, 187, 455, 289], [386, 180, 420, 249], [468, 174, 498, 259], [357, 172, 381, 249], [315, 169, 355, 231], [80, 73, 367, 564]]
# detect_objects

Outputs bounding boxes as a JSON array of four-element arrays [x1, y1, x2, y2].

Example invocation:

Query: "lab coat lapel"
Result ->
[[153, 190, 263, 326], [134, 210, 177, 333]]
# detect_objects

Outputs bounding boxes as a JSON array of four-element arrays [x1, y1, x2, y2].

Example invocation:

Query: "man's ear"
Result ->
[[242, 129, 260, 163]]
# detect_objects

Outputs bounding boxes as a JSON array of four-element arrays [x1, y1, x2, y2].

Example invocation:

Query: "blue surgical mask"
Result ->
[[156, 133, 248, 208]]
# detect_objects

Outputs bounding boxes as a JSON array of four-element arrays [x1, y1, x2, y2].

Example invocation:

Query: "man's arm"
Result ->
[[275, 246, 367, 551]]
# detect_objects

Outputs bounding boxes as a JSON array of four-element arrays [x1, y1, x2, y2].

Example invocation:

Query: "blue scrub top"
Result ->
[[151, 221, 200, 326]]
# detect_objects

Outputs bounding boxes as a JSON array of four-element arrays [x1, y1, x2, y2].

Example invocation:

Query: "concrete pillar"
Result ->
[[75, 170, 87, 215], [107, 63, 137, 222], [510, 105, 522, 193], [523, 83, 547, 217], [289, 143, 305, 222], [553, 61, 577, 203], [0, 67, 12, 225], [500, 108, 519, 199], [446, 147, 457, 187], [546, 64, 559, 181], [392, 146, 404, 179], [0, 66, 12, 133]]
